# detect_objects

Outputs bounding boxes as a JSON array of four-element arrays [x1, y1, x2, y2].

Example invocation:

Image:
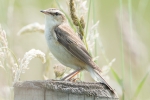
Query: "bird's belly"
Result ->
[[46, 38, 85, 70]]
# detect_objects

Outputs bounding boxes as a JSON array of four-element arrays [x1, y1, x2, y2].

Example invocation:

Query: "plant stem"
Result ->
[[119, 0, 125, 99], [128, 0, 133, 99], [85, 0, 92, 36]]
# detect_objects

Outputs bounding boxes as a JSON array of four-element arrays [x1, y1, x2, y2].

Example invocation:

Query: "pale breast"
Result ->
[[45, 27, 86, 70], [50, 39, 81, 69]]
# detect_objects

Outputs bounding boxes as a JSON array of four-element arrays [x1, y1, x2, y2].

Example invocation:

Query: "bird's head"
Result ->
[[41, 8, 66, 26]]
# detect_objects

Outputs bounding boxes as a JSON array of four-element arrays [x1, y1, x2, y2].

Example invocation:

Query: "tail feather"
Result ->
[[93, 69, 114, 91], [86, 66, 115, 93]]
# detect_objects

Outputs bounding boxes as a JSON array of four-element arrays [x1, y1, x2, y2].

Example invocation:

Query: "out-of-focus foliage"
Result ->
[[0, 0, 150, 100]]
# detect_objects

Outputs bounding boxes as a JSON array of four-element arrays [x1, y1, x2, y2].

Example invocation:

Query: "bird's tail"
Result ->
[[86, 66, 114, 92]]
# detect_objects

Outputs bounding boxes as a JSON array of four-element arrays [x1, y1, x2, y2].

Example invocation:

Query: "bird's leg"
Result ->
[[61, 69, 81, 81], [67, 70, 81, 81]]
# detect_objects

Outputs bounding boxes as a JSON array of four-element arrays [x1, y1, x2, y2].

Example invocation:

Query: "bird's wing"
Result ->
[[54, 24, 101, 72]]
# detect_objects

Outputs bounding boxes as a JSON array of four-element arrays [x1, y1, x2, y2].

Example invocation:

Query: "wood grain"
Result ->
[[14, 80, 119, 100]]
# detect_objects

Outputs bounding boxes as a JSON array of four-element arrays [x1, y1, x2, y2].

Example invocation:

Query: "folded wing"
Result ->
[[54, 24, 101, 72]]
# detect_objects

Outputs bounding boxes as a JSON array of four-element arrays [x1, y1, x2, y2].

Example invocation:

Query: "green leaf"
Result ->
[[132, 70, 150, 100], [111, 68, 122, 86]]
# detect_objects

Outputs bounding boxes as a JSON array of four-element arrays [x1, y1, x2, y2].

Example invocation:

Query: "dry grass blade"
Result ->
[[53, 64, 66, 79], [69, 0, 79, 26], [13, 49, 46, 83], [17, 23, 44, 35], [0, 25, 8, 47], [0, 25, 17, 70], [0, 61, 5, 70], [69, 0, 85, 40], [102, 58, 116, 76]]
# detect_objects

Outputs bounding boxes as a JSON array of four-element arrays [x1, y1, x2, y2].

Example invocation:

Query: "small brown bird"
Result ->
[[41, 8, 114, 92]]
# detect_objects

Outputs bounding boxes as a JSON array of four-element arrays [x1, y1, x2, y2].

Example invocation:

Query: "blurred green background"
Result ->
[[0, 0, 150, 100]]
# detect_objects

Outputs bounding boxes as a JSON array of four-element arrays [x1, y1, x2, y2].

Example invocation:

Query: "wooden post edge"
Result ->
[[13, 80, 119, 100]]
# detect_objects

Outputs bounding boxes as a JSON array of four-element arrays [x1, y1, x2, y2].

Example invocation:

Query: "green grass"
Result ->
[[119, 0, 125, 99], [132, 70, 150, 100]]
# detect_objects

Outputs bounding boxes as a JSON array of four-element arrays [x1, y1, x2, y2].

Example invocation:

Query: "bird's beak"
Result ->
[[40, 10, 48, 14]]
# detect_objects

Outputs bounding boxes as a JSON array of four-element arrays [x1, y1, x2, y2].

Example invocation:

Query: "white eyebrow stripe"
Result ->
[[47, 8, 64, 15]]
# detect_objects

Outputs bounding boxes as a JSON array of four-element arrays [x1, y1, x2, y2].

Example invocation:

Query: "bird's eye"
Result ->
[[55, 12, 60, 16]]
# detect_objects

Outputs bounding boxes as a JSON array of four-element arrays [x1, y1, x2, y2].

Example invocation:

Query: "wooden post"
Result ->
[[14, 80, 119, 100]]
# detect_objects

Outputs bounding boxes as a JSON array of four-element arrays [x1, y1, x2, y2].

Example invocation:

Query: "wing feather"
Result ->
[[54, 24, 101, 71]]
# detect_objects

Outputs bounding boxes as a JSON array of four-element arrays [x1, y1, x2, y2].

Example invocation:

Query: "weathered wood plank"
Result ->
[[84, 95, 95, 100], [14, 80, 119, 100], [68, 94, 84, 100], [45, 90, 68, 100], [14, 87, 44, 100]]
